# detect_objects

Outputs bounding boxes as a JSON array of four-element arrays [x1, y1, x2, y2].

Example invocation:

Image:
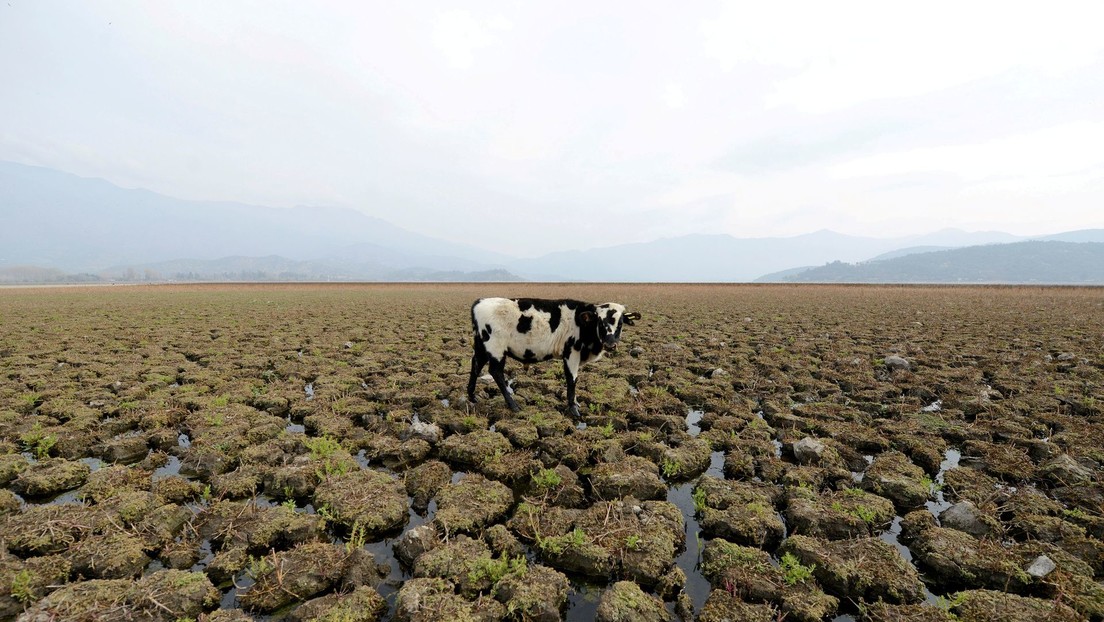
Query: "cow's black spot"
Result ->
[[516, 298, 565, 333], [523, 349, 537, 362], [481, 323, 493, 342], [547, 306, 561, 332], [563, 337, 576, 358], [517, 315, 533, 333], [605, 309, 616, 321]]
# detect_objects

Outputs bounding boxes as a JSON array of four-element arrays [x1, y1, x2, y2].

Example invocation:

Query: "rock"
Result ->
[[1026, 554, 1057, 578], [595, 580, 669, 622], [793, 437, 827, 464], [1038, 453, 1095, 487], [939, 501, 992, 538], [711, 368, 728, 378], [406, 419, 441, 445], [629, 346, 644, 357], [884, 355, 911, 371], [394, 524, 441, 568]]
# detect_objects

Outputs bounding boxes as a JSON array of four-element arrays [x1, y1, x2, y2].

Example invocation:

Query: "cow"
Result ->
[[467, 297, 641, 417]]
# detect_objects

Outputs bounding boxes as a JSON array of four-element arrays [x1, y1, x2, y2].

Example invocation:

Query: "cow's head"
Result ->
[[591, 303, 641, 349]]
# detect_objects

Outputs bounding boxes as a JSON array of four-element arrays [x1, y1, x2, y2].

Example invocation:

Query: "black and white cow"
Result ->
[[467, 297, 641, 417]]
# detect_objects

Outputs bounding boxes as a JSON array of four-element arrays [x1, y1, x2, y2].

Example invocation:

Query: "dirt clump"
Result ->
[[595, 580, 668, 622], [590, 455, 667, 500], [18, 569, 219, 622], [287, 585, 387, 622], [784, 486, 895, 539], [700, 538, 838, 622], [695, 476, 784, 548], [948, 588, 1085, 621], [434, 473, 513, 535], [860, 450, 930, 511], [780, 534, 925, 604], [313, 468, 409, 535], [10, 458, 90, 498], [493, 563, 570, 621]]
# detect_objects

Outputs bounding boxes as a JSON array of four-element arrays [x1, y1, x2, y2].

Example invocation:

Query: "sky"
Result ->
[[2, 1, 1103, 257]]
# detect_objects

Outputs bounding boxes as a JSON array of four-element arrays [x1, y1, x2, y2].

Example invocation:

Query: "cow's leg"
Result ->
[[467, 339, 489, 403], [562, 354, 581, 418], [488, 357, 519, 412]]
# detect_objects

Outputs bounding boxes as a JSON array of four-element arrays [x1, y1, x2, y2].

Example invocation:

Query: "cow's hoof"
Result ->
[[569, 406, 581, 419]]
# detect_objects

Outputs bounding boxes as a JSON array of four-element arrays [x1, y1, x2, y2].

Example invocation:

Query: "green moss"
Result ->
[[780, 552, 815, 586]]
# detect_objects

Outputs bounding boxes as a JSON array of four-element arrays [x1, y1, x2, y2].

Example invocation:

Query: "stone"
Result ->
[[793, 437, 827, 465], [884, 355, 911, 371], [939, 501, 991, 538], [1026, 554, 1057, 579]]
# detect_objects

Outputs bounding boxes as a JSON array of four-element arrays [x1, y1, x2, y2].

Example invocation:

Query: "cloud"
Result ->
[[432, 10, 512, 70]]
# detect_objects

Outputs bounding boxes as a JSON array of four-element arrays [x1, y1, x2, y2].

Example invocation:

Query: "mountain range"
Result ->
[[3, 161, 1103, 284]]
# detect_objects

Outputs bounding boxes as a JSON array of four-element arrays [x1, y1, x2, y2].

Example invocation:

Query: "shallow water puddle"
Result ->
[[154, 454, 181, 478], [686, 409, 703, 436], [925, 447, 961, 517], [667, 481, 711, 615]]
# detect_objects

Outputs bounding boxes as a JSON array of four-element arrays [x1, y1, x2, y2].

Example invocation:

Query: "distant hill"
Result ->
[[4, 160, 1103, 283], [777, 241, 1104, 284], [512, 229, 1030, 282], [0, 161, 510, 274]]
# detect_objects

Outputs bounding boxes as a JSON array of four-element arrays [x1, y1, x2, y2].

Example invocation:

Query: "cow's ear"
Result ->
[[579, 311, 595, 325], [624, 312, 641, 325]]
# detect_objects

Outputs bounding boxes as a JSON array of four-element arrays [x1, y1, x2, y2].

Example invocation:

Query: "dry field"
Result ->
[[0, 283, 1102, 622]]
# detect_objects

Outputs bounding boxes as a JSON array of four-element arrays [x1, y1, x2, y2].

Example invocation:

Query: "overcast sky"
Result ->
[[3, 1, 1103, 256]]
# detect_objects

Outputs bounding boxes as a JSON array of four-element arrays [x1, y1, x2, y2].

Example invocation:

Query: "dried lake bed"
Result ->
[[0, 283, 1101, 621]]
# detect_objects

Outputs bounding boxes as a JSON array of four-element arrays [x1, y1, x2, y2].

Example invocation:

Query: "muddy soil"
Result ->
[[0, 283, 1101, 621]]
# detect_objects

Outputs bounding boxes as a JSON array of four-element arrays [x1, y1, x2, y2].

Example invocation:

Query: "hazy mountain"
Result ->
[[18, 255, 524, 283], [4, 161, 1102, 284], [776, 241, 1104, 284], [0, 161, 510, 273], [511, 229, 1039, 282]]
